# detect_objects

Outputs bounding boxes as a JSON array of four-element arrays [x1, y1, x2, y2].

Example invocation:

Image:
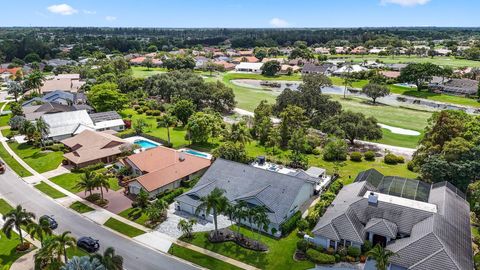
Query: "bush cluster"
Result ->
[[155, 188, 185, 204], [349, 152, 362, 162], [363, 151, 376, 161], [384, 153, 405, 165], [306, 249, 336, 264], [347, 246, 361, 257], [280, 211, 302, 235]]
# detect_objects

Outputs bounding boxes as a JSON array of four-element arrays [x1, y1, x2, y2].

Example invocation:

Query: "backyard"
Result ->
[[182, 226, 314, 270]]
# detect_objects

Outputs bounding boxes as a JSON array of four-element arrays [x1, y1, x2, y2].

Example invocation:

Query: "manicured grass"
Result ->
[[0, 230, 27, 269], [103, 218, 145, 238], [34, 182, 67, 199], [377, 128, 421, 149], [0, 142, 32, 177], [131, 66, 167, 78], [69, 201, 94, 214], [389, 85, 480, 108], [66, 247, 89, 258], [0, 198, 14, 215], [50, 172, 121, 194], [8, 142, 64, 173], [1, 128, 12, 137], [169, 244, 243, 270], [183, 227, 314, 270], [0, 114, 11, 127], [118, 208, 149, 226], [224, 72, 301, 81], [327, 54, 480, 68]]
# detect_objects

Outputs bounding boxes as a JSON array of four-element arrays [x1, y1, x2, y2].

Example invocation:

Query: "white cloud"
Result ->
[[47, 4, 78, 15], [269, 18, 289, 28], [105, 16, 117, 21], [83, 10, 96, 15], [380, 0, 431, 6]]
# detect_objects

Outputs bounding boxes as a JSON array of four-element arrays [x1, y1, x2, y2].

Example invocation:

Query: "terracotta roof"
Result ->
[[126, 146, 211, 192], [380, 71, 401, 79], [0, 67, 21, 75], [61, 130, 129, 165]]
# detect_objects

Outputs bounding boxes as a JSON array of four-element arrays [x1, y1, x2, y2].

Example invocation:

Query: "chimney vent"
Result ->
[[368, 192, 378, 207], [179, 152, 185, 162]]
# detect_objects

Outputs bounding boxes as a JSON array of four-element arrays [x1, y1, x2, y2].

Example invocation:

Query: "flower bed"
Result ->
[[208, 228, 268, 252]]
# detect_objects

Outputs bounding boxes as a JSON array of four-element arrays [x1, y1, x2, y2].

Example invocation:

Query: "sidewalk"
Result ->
[[0, 103, 258, 270]]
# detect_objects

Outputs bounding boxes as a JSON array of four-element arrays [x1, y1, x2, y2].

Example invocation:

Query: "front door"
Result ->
[[372, 234, 387, 247]]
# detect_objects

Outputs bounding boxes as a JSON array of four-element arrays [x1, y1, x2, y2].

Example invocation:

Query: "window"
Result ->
[[345, 240, 351, 247], [329, 240, 336, 248]]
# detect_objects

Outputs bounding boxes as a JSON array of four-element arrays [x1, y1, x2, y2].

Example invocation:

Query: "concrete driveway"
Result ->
[[77, 189, 133, 214]]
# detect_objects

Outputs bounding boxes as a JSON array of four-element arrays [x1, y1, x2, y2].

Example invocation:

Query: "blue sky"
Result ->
[[0, 0, 477, 28]]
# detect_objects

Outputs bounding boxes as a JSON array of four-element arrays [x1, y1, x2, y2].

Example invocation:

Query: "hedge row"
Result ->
[[280, 211, 302, 236]]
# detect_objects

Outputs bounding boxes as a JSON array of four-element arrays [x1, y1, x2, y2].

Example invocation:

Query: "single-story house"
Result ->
[[129, 57, 162, 66], [280, 64, 300, 74], [386, 63, 408, 71], [124, 146, 211, 197], [22, 90, 88, 107], [235, 62, 264, 73], [42, 110, 125, 141], [314, 47, 330, 54], [40, 74, 85, 93], [379, 70, 401, 79], [430, 78, 479, 96], [89, 111, 125, 132], [232, 56, 259, 64], [301, 63, 333, 75], [214, 60, 236, 71], [61, 130, 131, 168], [351, 46, 367, 54], [333, 65, 367, 75], [23, 102, 78, 121], [311, 169, 473, 270], [176, 159, 317, 236]]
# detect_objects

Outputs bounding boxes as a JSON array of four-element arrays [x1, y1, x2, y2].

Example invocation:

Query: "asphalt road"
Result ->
[[0, 169, 199, 270]]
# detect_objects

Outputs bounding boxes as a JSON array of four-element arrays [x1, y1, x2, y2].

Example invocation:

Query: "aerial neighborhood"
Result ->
[[0, 2, 479, 270]]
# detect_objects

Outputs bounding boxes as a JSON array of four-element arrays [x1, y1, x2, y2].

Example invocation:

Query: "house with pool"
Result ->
[[122, 146, 211, 197]]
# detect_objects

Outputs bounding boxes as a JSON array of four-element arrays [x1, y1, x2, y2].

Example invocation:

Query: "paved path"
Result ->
[[40, 165, 71, 179], [0, 103, 257, 270]]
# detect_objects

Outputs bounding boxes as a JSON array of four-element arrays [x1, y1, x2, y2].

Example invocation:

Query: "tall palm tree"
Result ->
[[195, 188, 228, 237], [20, 120, 36, 141], [35, 237, 63, 270], [223, 202, 235, 227], [177, 219, 197, 238], [233, 201, 247, 238], [227, 121, 251, 145], [7, 81, 23, 102], [27, 216, 53, 247], [50, 231, 76, 263], [35, 117, 50, 147], [145, 199, 168, 223], [157, 114, 177, 145], [253, 206, 270, 245], [92, 247, 123, 270], [246, 207, 258, 235], [24, 70, 45, 95], [134, 189, 150, 211], [366, 244, 397, 270], [74, 171, 97, 196], [2, 205, 35, 247], [94, 174, 111, 201]]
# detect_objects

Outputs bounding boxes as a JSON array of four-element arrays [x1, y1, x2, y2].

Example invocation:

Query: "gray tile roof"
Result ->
[[312, 169, 473, 270], [89, 111, 122, 123], [176, 158, 314, 225]]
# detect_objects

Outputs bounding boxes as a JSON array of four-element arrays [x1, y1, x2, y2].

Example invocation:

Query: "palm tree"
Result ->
[[227, 121, 251, 145], [366, 244, 397, 270], [246, 207, 258, 235], [92, 247, 123, 270], [19, 120, 36, 141], [27, 216, 53, 247], [233, 201, 247, 238], [145, 199, 168, 223], [24, 70, 45, 95], [177, 219, 197, 238], [74, 171, 97, 196], [253, 206, 270, 245], [50, 231, 76, 263], [157, 114, 177, 145], [35, 237, 63, 270], [35, 117, 50, 147], [223, 202, 235, 227], [195, 187, 228, 237], [343, 64, 353, 99], [94, 174, 111, 201], [7, 81, 23, 102], [134, 189, 150, 211], [61, 256, 105, 270], [2, 205, 35, 247]]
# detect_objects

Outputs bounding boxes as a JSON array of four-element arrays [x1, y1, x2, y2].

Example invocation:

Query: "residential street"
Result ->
[[0, 169, 199, 270]]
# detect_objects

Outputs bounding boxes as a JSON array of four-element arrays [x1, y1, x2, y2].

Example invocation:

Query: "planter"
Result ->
[[360, 255, 366, 263], [16, 242, 31, 252]]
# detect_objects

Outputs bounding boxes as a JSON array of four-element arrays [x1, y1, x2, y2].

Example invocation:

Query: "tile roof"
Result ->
[[176, 159, 314, 225], [126, 146, 211, 192]]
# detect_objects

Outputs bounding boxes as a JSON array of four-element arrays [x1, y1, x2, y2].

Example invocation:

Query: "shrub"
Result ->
[[323, 138, 348, 161], [306, 249, 335, 265], [44, 144, 66, 152], [362, 240, 373, 253], [384, 153, 399, 165], [407, 161, 415, 171], [312, 148, 321, 155], [312, 244, 324, 252], [280, 211, 302, 235], [297, 239, 310, 253], [326, 247, 335, 255], [349, 152, 362, 162], [156, 188, 185, 204], [337, 246, 348, 256], [136, 108, 144, 114], [297, 219, 309, 232], [346, 255, 356, 262], [364, 151, 376, 161], [334, 253, 341, 263], [347, 246, 361, 257], [328, 180, 343, 195], [396, 155, 405, 163]]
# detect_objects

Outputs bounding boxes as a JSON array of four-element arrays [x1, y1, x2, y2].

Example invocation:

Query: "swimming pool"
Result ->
[[135, 140, 159, 149], [184, 149, 209, 158]]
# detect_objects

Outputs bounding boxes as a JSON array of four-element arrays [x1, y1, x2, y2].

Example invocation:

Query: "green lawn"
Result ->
[[0, 230, 28, 269], [34, 182, 67, 199], [8, 142, 64, 173], [183, 227, 314, 270], [103, 218, 145, 238], [2, 128, 12, 137], [118, 208, 149, 226], [69, 201, 94, 213], [388, 85, 480, 108], [0, 114, 11, 127], [0, 142, 32, 177], [169, 244, 243, 270], [0, 198, 14, 215], [66, 247, 89, 258], [131, 66, 167, 78], [50, 172, 121, 194]]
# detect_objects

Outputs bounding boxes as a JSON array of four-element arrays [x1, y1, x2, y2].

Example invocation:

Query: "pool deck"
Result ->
[[124, 136, 162, 151], [178, 148, 212, 159]]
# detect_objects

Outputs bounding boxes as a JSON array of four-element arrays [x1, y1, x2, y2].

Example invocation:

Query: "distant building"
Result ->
[[235, 62, 264, 73], [40, 74, 85, 93], [430, 78, 479, 96], [301, 63, 333, 75]]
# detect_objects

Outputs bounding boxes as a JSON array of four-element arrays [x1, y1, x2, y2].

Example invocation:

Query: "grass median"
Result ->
[[34, 181, 67, 199], [103, 218, 145, 238], [168, 244, 243, 270], [69, 201, 94, 213], [0, 142, 32, 177]]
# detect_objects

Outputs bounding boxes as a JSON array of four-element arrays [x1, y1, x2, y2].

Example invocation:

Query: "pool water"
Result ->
[[135, 140, 159, 149], [184, 149, 208, 158]]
